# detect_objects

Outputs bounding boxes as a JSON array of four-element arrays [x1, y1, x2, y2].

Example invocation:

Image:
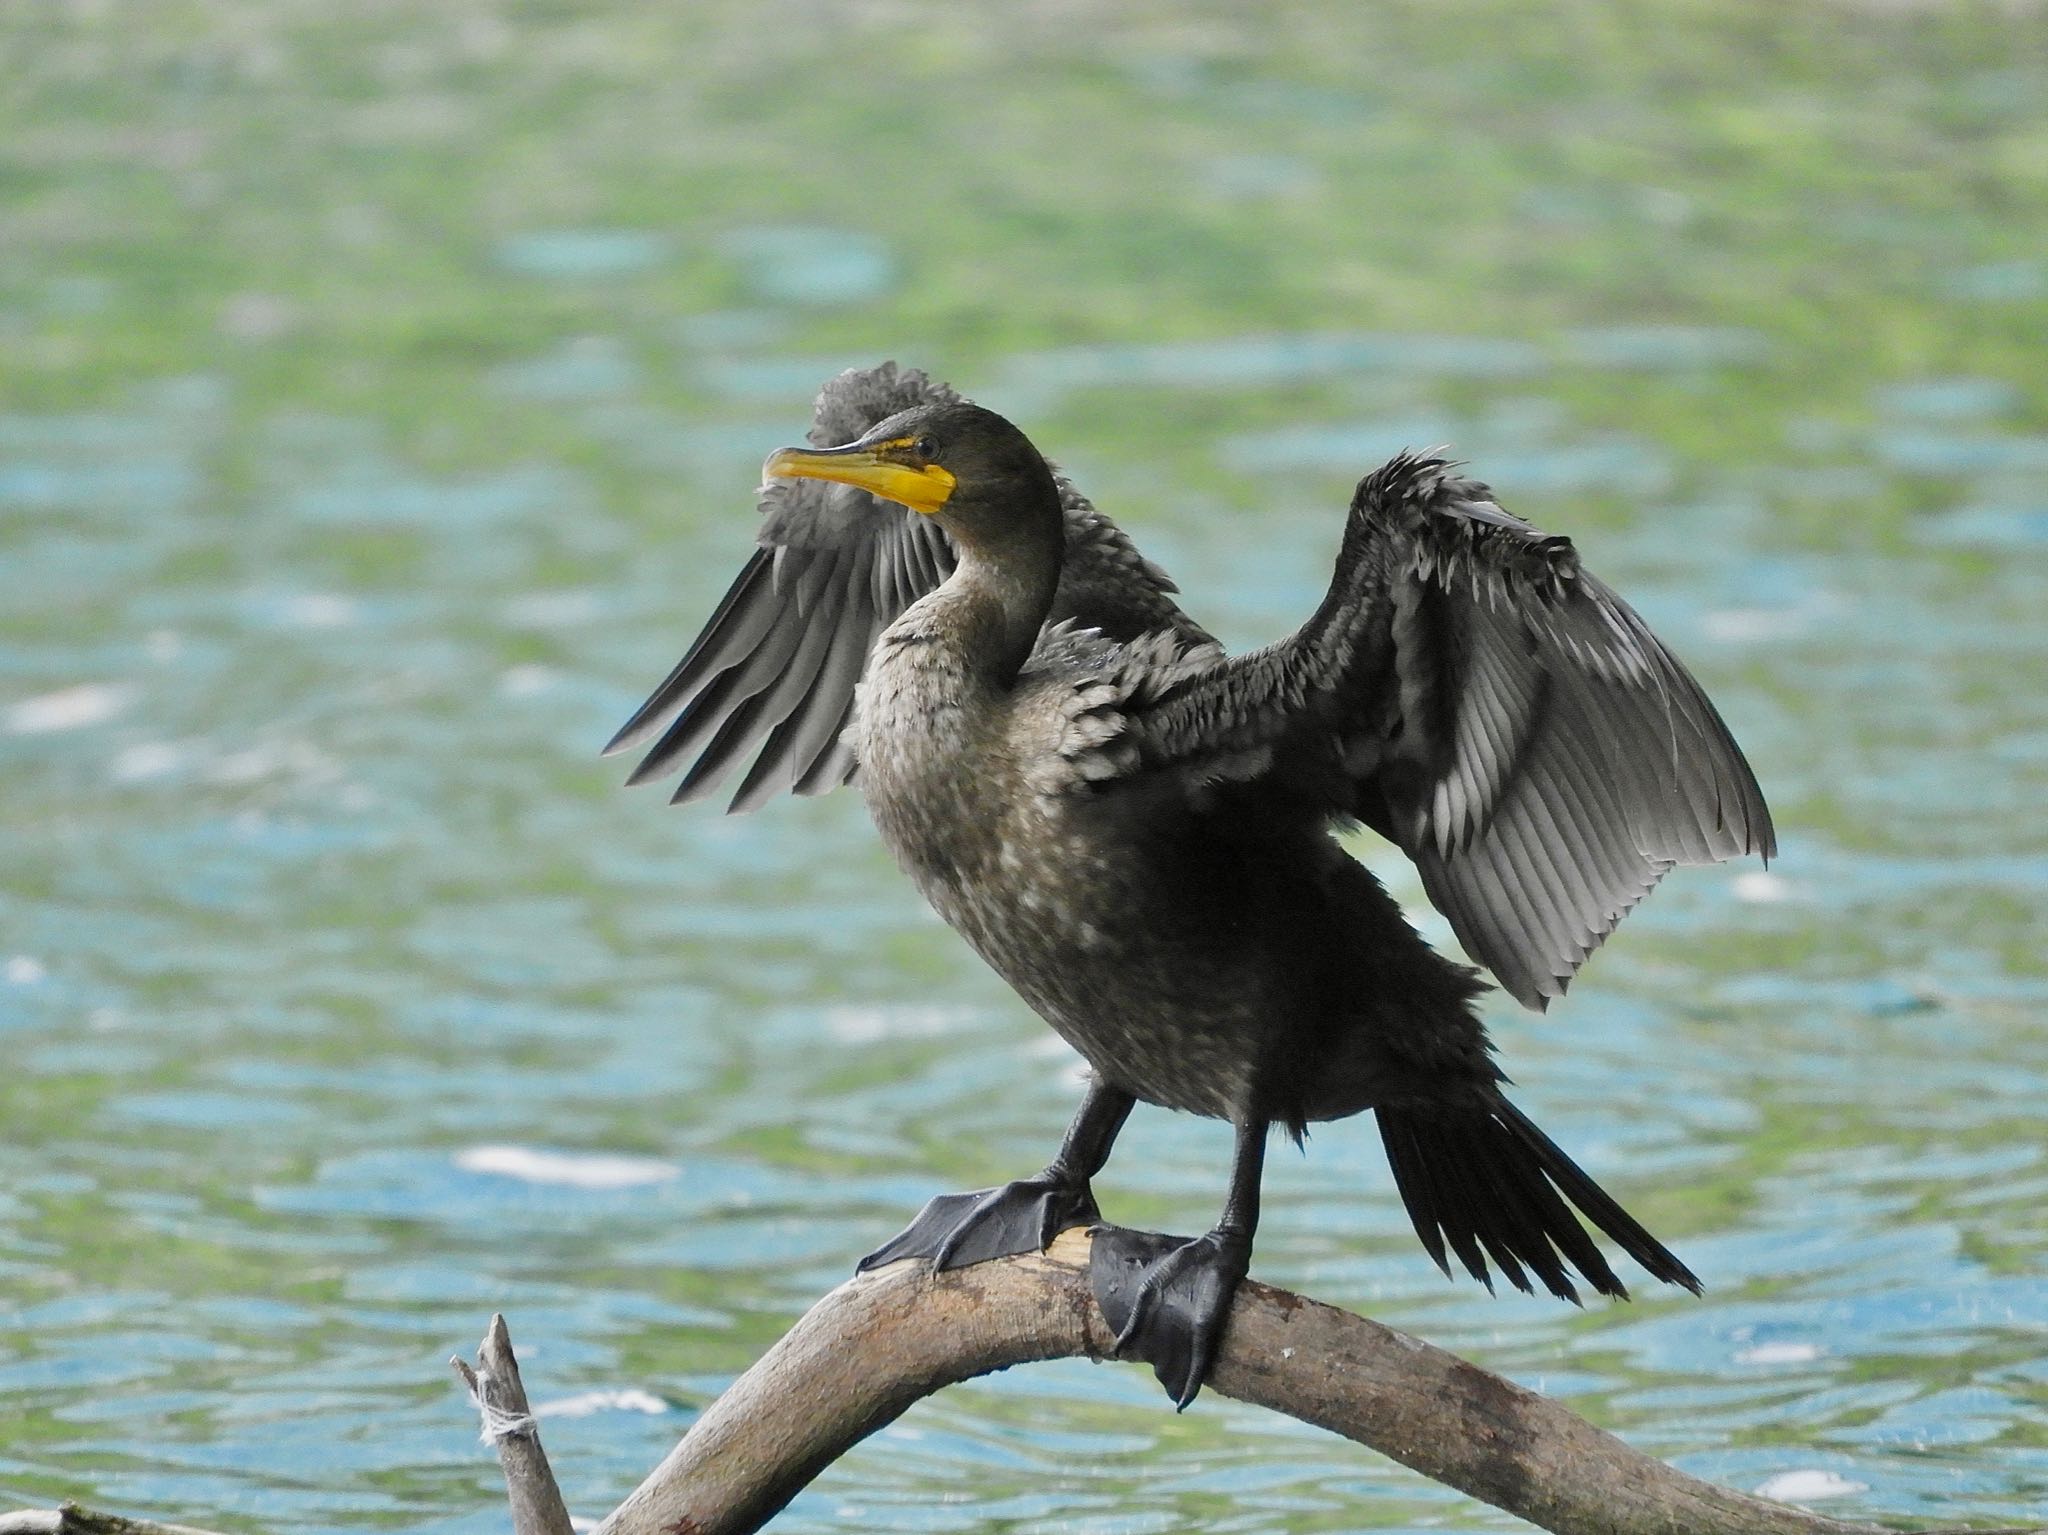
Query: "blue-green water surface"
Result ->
[[2, 4, 2044, 1531]]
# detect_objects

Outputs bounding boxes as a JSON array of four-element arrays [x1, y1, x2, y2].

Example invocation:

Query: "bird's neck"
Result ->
[[944, 512, 1063, 688]]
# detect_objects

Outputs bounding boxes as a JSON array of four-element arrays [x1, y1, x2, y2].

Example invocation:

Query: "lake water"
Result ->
[[2, 5, 2044, 1532]]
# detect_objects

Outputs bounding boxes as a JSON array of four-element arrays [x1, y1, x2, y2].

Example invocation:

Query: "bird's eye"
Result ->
[[912, 435, 936, 459]]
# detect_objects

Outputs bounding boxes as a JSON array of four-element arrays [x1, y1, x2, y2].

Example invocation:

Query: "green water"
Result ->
[[3, 3, 2045, 1530]]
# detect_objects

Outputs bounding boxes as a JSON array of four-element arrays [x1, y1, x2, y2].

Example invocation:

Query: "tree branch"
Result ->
[[594, 1228, 2044, 1535], [452, 1313, 576, 1535], [0, 1508, 229, 1535]]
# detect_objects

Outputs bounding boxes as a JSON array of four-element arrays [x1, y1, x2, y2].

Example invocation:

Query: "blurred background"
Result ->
[[3, 2, 2045, 1530]]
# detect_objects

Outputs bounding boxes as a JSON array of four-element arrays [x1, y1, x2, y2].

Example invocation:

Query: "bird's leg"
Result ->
[[857, 1078, 1135, 1274], [1091, 1117, 1266, 1410]]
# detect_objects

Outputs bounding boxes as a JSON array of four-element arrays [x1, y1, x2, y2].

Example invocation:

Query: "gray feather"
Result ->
[[1114, 450, 1772, 1008], [613, 362, 1203, 811]]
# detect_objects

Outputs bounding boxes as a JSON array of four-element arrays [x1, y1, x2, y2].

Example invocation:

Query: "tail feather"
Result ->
[[1378, 1095, 1700, 1302]]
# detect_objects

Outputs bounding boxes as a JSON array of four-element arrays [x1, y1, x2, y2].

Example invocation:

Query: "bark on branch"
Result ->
[[452, 1313, 576, 1535], [591, 1229, 2045, 1535], [0, 1509, 231, 1535]]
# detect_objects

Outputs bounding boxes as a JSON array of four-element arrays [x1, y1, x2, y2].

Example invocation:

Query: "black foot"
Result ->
[[1090, 1225, 1251, 1410], [858, 1173, 1100, 1274]]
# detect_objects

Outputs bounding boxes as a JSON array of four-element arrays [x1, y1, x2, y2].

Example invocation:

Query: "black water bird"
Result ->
[[609, 363, 1773, 1407]]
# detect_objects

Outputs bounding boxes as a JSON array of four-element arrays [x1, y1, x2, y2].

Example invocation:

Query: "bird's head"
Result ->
[[762, 401, 1059, 549]]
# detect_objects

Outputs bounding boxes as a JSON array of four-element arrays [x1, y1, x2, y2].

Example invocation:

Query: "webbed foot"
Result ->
[[858, 1172, 1101, 1274], [1091, 1224, 1252, 1409]]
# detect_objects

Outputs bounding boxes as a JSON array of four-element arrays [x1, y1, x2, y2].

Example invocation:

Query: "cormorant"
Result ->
[[608, 362, 1774, 1407]]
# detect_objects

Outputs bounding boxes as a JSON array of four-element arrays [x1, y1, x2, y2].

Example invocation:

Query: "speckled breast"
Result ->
[[859, 711, 1270, 1121]]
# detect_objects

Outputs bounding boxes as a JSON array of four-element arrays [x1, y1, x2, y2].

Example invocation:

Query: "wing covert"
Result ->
[[1112, 452, 1774, 1009], [606, 361, 1206, 810]]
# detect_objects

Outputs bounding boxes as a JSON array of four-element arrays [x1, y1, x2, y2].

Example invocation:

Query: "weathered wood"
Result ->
[[452, 1312, 576, 1535], [594, 1229, 2045, 1535], [0, 1507, 229, 1535]]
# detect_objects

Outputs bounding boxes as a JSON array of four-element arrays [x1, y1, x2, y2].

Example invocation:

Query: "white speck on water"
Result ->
[[531, 1388, 668, 1419], [505, 590, 602, 628], [281, 592, 358, 628], [220, 291, 298, 342], [1754, 1469, 1866, 1502], [824, 1005, 963, 1043], [1737, 1341, 1823, 1365], [1733, 871, 1797, 904], [454, 1144, 679, 1190], [6, 956, 47, 985], [1638, 185, 1693, 228], [208, 745, 290, 785], [1703, 607, 1812, 644], [111, 741, 186, 782], [202, 739, 338, 789], [498, 664, 556, 697], [6, 682, 134, 735], [145, 629, 183, 663]]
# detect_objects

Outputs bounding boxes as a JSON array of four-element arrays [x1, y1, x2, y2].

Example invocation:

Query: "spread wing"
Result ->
[[1101, 452, 1775, 1010], [605, 362, 1207, 812]]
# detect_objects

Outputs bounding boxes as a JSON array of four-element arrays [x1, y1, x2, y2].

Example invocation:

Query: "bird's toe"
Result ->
[[858, 1174, 1099, 1275], [1091, 1225, 1251, 1409]]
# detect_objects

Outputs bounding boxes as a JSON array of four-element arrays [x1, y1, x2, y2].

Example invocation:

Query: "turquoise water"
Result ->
[[4, 4, 2046, 1531]]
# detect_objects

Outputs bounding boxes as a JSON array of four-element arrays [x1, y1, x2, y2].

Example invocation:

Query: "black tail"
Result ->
[[1377, 1095, 1700, 1302]]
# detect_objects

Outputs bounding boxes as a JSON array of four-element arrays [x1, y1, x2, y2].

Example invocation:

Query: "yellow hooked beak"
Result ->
[[763, 437, 957, 515]]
